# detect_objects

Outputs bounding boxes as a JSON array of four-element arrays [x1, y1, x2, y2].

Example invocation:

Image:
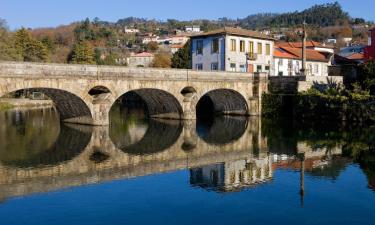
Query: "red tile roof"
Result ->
[[132, 52, 154, 57], [277, 41, 334, 49], [274, 46, 330, 62]]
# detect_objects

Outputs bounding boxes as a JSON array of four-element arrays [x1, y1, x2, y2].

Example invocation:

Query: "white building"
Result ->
[[274, 45, 332, 76], [124, 27, 140, 33], [190, 27, 275, 73], [185, 25, 201, 33]]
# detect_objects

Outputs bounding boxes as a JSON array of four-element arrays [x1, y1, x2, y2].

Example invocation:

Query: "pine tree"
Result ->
[[171, 41, 191, 69], [69, 41, 95, 64], [0, 19, 21, 61], [14, 28, 49, 62]]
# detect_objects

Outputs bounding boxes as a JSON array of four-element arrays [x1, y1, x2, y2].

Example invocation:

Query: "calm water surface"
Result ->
[[0, 106, 374, 225]]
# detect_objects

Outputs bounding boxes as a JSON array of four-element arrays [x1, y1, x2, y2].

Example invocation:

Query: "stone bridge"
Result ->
[[0, 62, 268, 125]]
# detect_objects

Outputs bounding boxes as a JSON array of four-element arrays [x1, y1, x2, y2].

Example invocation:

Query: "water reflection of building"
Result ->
[[190, 154, 273, 192]]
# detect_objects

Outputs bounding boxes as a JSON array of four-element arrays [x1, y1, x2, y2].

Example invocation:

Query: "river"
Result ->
[[0, 104, 374, 225]]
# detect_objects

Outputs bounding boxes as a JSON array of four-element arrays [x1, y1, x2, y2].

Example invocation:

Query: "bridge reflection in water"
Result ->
[[0, 106, 351, 202], [0, 106, 272, 201]]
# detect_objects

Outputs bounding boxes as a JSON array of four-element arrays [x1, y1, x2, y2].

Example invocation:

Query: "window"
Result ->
[[257, 65, 262, 72], [240, 64, 246, 72], [196, 40, 203, 55], [230, 39, 236, 51], [249, 41, 254, 54], [211, 62, 219, 71], [278, 71, 284, 76], [314, 64, 319, 74], [230, 63, 236, 71], [257, 43, 263, 54], [265, 65, 270, 71], [266, 44, 271, 55], [278, 59, 283, 66], [240, 40, 245, 52], [212, 38, 219, 53], [195, 64, 203, 70]]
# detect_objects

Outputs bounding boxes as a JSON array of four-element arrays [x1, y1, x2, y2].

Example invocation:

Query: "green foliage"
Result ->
[[357, 61, 375, 94], [171, 41, 191, 69], [0, 19, 21, 61], [240, 2, 350, 29], [0, 102, 14, 111], [68, 41, 95, 64], [262, 94, 285, 118], [14, 28, 49, 62]]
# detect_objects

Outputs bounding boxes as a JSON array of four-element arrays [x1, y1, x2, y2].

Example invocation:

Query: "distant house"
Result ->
[[127, 52, 154, 67], [190, 27, 275, 73], [124, 27, 140, 34], [365, 27, 375, 60], [139, 33, 159, 44], [274, 45, 332, 76], [171, 35, 190, 45], [170, 44, 184, 54], [185, 25, 201, 33]]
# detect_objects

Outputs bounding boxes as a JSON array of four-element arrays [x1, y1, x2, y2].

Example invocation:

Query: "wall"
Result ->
[[191, 35, 226, 71], [225, 35, 274, 74], [274, 58, 329, 77]]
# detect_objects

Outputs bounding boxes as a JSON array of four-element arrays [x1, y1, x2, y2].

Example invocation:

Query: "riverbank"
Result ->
[[0, 98, 54, 111]]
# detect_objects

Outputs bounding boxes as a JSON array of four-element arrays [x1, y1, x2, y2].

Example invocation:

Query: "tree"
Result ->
[[146, 41, 159, 52], [0, 18, 21, 61], [14, 28, 49, 62], [68, 41, 95, 64], [171, 41, 191, 69], [152, 53, 171, 68]]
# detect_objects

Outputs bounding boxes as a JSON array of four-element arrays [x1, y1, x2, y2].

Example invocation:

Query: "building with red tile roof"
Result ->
[[274, 44, 332, 76]]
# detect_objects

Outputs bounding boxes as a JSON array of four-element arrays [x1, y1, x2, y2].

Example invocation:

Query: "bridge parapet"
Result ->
[[0, 61, 257, 81]]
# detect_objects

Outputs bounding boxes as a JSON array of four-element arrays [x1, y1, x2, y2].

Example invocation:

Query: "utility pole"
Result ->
[[299, 21, 307, 76]]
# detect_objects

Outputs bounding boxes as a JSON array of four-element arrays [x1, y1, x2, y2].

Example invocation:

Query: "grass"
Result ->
[[0, 102, 15, 111]]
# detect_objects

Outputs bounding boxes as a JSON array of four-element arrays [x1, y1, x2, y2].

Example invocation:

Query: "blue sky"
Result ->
[[1, 0, 374, 29]]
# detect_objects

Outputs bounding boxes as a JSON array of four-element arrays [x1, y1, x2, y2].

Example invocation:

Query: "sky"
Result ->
[[1, 0, 374, 29]]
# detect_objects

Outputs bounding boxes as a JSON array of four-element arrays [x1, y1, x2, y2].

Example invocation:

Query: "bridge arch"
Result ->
[[112, 88, 184, 119], [0, 87, 94, 124], [196, 89, 249, 118]]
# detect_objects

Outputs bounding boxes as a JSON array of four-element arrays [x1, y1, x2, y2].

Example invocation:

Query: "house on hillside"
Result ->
[[190, 27, 275, 73], [127, 52, 154, 67], [274, 45, 332, 76]]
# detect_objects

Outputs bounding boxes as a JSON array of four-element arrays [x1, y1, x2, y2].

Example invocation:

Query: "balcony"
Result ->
[[246, 53, 258, 61]]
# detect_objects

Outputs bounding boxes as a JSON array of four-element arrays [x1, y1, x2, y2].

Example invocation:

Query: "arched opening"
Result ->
[[110, 88, 183, 120], [196, 89, 249, 119], [1, 88, 93, 124], [88, 86, 111, 96], [89, 86, 111, 104], [181, 86, 197, 98], [0, 107, 92, 168], [109, 89, 183, 155], [197, 116, 248, 145]]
